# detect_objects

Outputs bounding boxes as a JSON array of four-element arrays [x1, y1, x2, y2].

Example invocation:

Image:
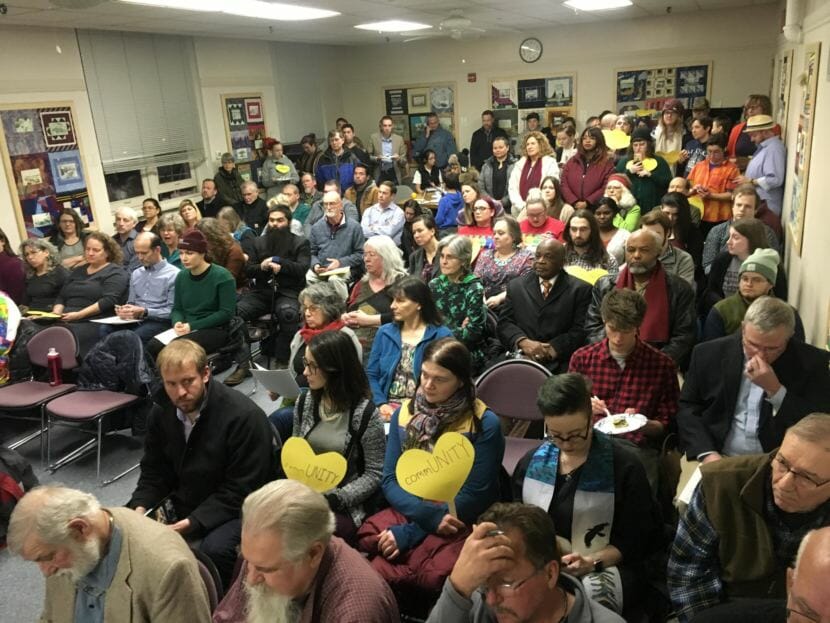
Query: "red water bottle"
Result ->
[[47, 347, 62, 386]]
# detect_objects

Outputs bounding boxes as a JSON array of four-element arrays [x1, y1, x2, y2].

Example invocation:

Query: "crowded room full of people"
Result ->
[[0, 2, 829, 622]]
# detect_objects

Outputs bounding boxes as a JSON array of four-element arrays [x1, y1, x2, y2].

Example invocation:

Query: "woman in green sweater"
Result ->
[[615, 126, 672, 212], [147, 229, 236, 358]]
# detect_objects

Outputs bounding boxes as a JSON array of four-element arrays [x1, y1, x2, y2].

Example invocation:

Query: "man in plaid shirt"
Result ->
[[570, 288, 678, 486]]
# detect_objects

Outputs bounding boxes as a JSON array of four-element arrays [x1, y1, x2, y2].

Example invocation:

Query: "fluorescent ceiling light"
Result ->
[[354, 20, 431, 33], [120, 0, 339, 21], [563, 0, 632, 10]]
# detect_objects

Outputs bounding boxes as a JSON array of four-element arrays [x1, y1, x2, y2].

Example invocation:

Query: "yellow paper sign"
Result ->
[[602, 129, 631, 151], [281, 437, 347, 493], [688, 195, 705, 216], [641, 158, 658, 172], [658, 150, 681, 166], [396, 432, 475, 503], [275, 164, 291, 174], [565, 265, 609, 285]]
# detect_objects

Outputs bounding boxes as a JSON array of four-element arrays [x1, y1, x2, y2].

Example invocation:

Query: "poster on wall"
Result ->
[[0, 104, 95, 240], [774, 50, 794, 140], [788, 42, 821, 255], [384, 83, 457, 163], [615, 63, 712, 114], [385, 89, 408, 115], [545, 77, 574, 107], [491, 81, 518, 109], [518, 79, 546, 109], [488, 74, 576, 142], [221, 93, 267, 167]]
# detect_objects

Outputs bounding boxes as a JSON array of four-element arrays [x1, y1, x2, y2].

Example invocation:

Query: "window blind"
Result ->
[[78, 30, 206, 173]]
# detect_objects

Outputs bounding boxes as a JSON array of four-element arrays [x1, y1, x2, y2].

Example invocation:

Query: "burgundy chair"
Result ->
[[475, 358, 551, 476], [0, 326, 79, 464]]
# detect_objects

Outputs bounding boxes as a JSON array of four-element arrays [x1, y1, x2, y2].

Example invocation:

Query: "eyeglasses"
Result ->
[[544, 422, 591, 444], [473, 205, 491, 212], [483, 568, 543, 596], [773, 454, 830, 489], [301, 357, 319, 374], [742, 334, 787, 357], [787, 607, 821, 623]]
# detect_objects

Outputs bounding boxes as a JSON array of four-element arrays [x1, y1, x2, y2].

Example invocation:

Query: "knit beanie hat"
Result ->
[[740, 248, 779, 284], [662, 98, 685, 115], [179, 229, 208, 254], [606, 173, 631, 190], [631, 126, 653, 143]]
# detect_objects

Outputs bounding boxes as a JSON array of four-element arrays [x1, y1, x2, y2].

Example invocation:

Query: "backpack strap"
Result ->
[[343, 400, 376, 464]]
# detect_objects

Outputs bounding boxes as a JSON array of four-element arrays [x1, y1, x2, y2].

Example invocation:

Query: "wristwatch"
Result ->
[[593, 558, 605, 573]]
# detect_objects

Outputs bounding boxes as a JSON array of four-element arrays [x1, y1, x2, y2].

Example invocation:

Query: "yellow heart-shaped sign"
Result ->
[[658, 150, 681, 166], [565, 264, 609, 285], [281, 437, 347, 493], [275, 164, 291, 174], [603, 129, 631, 151], [641, 158, 658, 172], [688, 194, 705, 216], [396, 432, 475, 503]]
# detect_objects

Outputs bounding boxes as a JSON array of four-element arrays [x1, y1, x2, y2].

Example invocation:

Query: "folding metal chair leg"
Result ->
[[96, 419, 103, 482], [48, 438, 98, 473], [102, 463, 140, 486]]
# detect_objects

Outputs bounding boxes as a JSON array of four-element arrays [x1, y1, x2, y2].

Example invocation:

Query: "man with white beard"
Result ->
[[7, 486, 210, 622], [213, 480, 398, 623]]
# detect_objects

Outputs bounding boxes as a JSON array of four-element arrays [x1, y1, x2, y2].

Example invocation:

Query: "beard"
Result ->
[[244, 580, 302, 623], [56, 537, 102, 584], [628, 260, 656, 275]]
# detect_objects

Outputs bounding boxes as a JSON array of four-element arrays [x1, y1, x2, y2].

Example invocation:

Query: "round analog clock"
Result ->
[[519, 37, 543, 63]]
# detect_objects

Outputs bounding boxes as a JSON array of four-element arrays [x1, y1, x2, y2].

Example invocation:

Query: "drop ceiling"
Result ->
[[0, 0, 779, 45]]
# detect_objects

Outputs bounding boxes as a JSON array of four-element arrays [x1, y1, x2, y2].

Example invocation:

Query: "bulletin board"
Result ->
[[614, 63, 712, 115], [221, 93, 267, 179], [773, 49, 794, 141], [383, 83, 458, 162], [788, 42, 821, 256], [488, 74, 577, 140], [0, 102, 96, 240]]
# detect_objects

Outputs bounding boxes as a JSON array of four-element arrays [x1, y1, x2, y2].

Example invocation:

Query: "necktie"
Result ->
[[541, 280, 551, 298]]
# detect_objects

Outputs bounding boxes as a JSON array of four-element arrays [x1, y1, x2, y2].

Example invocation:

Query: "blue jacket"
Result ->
[[435, 192, 463, 229], [315, 147, 361, 192], [382, 400, 504, 553], [367, 323, 453, 406], [413, 127, 458, 169]]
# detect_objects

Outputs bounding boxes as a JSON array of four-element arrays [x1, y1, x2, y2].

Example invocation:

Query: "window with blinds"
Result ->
[[77, 30, 206, 174]]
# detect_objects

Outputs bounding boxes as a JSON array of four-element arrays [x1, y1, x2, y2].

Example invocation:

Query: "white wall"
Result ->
[[0, 26, 110, 248], [777, 0, 830, 345], [339, 6, 780, 148]]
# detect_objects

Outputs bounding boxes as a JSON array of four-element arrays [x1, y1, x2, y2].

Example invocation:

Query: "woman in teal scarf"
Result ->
[[512, 373, 663, 616]]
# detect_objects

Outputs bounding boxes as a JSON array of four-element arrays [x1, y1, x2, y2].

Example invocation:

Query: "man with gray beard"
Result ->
[[212, 480, 398, 623], [584, 228, 696, 368], [7, 486, 210, 622]]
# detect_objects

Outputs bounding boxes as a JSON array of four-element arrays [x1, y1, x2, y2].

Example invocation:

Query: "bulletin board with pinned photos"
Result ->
[[0, 102, 96, 241], [221, 93, 267, 182], [488, 74, 577, 143], [383, 83, 458, 163], [614, 63, 712, 115]]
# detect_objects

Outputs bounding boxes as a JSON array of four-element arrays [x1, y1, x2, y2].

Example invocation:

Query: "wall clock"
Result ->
[[519, 37, 543, 63]]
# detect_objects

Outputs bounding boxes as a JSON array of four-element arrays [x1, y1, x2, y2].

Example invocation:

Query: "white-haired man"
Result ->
[[7, 485, 210, 622], [236, 180, 269, 235], [113, 206, 140, 272], [213, 480, 398, 623]]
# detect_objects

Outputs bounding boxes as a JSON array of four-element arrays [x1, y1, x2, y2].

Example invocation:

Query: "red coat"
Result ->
[[560, 153, 615, 207]]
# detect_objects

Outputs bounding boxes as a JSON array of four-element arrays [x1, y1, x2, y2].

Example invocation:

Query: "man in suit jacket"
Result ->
[[8, 486, 211, 623], [678, 296, 830, 464], [498, 238, 592, 373], [367, 115, 408, 184]]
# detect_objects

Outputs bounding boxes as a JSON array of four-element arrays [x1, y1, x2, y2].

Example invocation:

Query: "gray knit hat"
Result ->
[[740, 248, 779, 284]]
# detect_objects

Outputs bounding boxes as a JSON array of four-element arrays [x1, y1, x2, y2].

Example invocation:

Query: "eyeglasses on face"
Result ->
[[301, 356, 319, 374], [482, 567, 544, 596], [773, 454, 830, 489], [544, 421, 591, 444]]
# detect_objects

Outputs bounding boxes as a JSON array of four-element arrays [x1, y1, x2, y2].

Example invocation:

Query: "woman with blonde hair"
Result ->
[[217, 205, 256, 259], [508, 130, 559, 217], [179, 198, 202, 229]]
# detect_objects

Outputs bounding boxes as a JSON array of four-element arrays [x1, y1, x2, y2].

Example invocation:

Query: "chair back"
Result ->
[[475, 358, 550, 423], [27, 326, 79, 369], [191, 548, 223, 612]]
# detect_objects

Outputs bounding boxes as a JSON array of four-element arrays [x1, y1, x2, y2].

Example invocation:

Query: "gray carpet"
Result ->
[[0, 371, 273, 621]]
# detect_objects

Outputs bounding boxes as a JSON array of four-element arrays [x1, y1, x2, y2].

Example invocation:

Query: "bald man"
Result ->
[[585, 228, 696, 367], [498, 239, 593, 373]]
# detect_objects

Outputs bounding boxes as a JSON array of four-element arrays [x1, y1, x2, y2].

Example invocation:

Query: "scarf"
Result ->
[[298, 318, 345, 344], [615, 261, 670, 344], [405, 387, 472, 450], [523, 432, 623, 612], [519, 157, 543, 201]]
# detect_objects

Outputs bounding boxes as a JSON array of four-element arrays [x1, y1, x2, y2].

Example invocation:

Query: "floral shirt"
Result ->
[[473, 248, 534, 298], [429, 273, 487, 370]]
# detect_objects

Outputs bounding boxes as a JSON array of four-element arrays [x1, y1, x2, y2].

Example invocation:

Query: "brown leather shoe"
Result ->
[[223, 364, 251, 386]]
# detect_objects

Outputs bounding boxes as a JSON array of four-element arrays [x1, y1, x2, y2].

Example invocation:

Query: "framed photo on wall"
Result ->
[[0, 102, 96, 240], [221, 92, 266, 165]]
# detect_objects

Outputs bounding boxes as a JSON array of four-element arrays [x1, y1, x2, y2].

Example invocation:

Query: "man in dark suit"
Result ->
[[469, 110, 509, 171], [677, 296, 830, 466], [196, 178, 226, 218], [498, 239, 593, 373]]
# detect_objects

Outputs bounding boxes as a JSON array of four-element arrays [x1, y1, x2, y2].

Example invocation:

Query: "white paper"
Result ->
[[677, 465, 702, 506], [90, 316, 141, 325], [319, 266, 351, 278], [251, 364, 301, 399], [153, 328, 179, 345]]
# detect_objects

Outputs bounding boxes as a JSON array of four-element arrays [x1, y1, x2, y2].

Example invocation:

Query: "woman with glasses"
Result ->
[[18, 238, 67, 311], [357, 337, 504, 595], [512, 373, 662, 616], [473, 215, 533, 309], [458, 196, 501, 238], [342, 235, 407, 361], [158, 212, 185, 269], [49, 207, 88, 269], [136, 197, 162, 234], [266, 281, 361, 442], [290, 330, 385, 543]]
